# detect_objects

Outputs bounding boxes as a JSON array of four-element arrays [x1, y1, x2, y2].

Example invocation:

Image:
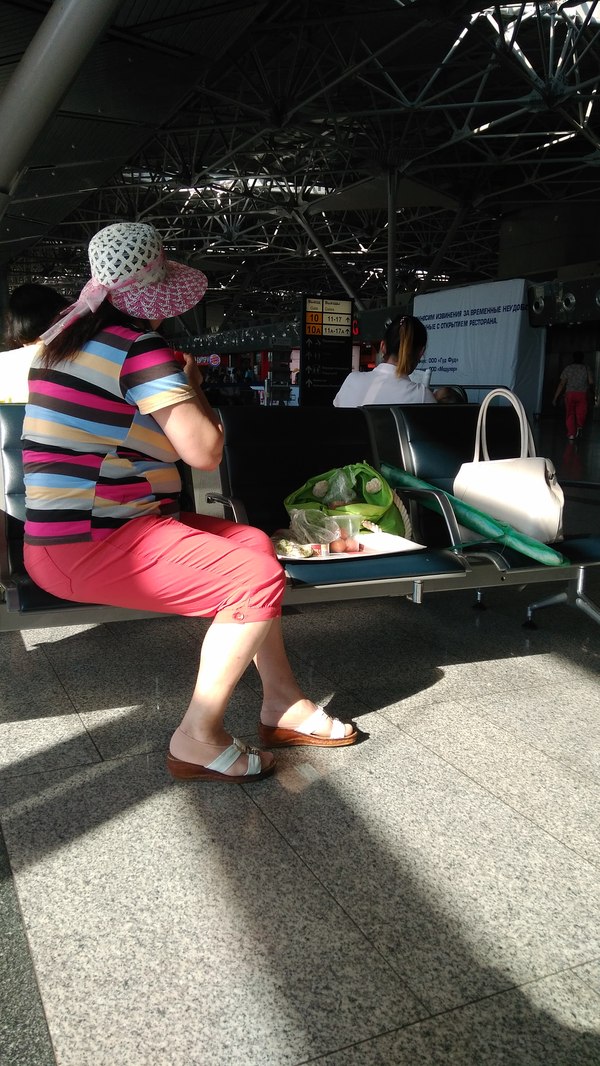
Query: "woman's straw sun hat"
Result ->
[[41, 222, 208, 342]]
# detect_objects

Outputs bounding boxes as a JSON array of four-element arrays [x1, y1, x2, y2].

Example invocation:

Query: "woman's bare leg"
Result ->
[[170, 616, 275, 774], [255, 616, 355, 739]]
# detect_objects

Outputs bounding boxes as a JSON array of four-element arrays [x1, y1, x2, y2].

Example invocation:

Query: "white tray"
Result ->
[[277, 531, 425, 561]]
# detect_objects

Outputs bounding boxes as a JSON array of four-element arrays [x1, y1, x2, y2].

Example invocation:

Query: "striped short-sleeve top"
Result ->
[[22, 325, 195, 545]]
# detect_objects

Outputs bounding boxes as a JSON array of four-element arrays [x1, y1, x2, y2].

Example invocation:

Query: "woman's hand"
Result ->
[[181, 351, 204, 392], [173, 349, 204, 394]]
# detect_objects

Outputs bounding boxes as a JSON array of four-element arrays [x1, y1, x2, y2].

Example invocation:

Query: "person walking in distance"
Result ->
[[552, 351, 594, 440]]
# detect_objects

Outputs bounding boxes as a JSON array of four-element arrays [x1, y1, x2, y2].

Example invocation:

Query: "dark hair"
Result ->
[[434, 385, 466, 405], [4, 284, 69, 347], [572, 350, 584, 364], [41, 300, 151, 368], [383, 314, 428, 377]]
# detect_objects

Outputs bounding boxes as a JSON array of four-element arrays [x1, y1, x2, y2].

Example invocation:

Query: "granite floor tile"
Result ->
[[28, 927, 418, 1066], [0, 825, 56, 1066], [0, 630, 74, 723], [2, 576, 599, 1066], [277, 599, 439, 673], [20, 622, 107, 646], [24, 617, 218, 758], [311, 967, 600, 1066], [0, 756, 173, 869], [469, 682, 600, 781], [77, 679, 266, 759], [525, 645, 600, 684], [378, 700, 600, 865], [360, 659, 538, 711], [80, 660, 368, 759], [279, 599, 591, 714], [251, 723, 600, 1014], [0, 715, 100, 778], [75, 702, 176, 760], [1, 754, 426, 1066], [23, 613, 374, 758], [574, 959, 600, 997], [283, 626, 448, 710], [29, 616, 203, 714]]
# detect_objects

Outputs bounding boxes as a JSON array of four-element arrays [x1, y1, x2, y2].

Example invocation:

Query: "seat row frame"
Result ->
[[1, 401, 599, 632]]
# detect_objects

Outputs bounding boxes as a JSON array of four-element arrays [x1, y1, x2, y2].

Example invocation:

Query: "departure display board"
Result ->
[[298, 295, 354, 406]]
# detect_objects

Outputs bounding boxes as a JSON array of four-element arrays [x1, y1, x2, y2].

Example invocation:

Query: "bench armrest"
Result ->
[[205, 492, 249, 524], [0, 507, 10, 586], [400, 486, 463, 547]]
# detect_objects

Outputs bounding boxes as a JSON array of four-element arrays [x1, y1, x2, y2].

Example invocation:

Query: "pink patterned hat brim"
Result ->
[[109, 259, 208, 319]]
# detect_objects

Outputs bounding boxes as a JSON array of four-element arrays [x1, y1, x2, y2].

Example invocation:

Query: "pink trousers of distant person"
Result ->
[[565, 390, 588, 439]]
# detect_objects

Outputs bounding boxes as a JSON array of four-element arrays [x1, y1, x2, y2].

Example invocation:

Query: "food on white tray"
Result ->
[[274, 538, 316, 559], [329, 526, 363, 553], [273, 528, 425, 561]]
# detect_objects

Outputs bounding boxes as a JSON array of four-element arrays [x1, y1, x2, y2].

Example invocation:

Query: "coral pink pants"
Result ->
[[24, 513, 286, 624], [565, 390, 589, 438]]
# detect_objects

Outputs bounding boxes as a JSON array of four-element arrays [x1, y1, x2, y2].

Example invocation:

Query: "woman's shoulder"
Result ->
[[103, 324, 162, 345], [333, 369, 366, 406], [99, 326, 172, 364]]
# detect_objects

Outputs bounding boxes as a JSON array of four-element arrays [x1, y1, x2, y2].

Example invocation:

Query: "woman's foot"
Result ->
[[168, 726, 275, 781], [259, 701, 358, 747]]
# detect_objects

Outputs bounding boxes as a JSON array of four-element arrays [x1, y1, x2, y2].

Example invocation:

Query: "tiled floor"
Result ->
[[1, 415, 599, 1066]]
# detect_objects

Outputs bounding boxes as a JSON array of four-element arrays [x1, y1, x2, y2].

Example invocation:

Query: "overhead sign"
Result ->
[[299, 296, 354, 406], [195, 354, 222, 365]]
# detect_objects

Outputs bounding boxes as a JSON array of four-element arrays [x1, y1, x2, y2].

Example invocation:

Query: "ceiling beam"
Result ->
[[0, 0, 124, 223]]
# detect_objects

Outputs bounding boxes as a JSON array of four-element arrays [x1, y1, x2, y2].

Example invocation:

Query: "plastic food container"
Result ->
[[334, 514, 362, 537]]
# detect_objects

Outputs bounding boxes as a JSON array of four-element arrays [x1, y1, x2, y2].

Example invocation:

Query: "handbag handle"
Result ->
[[473, 387, 537, 462]]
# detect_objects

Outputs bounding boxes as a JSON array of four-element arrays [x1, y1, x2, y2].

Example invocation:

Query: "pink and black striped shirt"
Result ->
[[23, 325, 195, 544]]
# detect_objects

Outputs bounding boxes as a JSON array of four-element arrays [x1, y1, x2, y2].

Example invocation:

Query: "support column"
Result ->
[[0, 264, 9, 326], [387, 169, 397, 307], [0, 0, 124, 223], [415, 205, 468, 295]]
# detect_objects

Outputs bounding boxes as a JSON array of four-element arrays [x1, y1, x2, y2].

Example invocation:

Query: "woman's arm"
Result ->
[[552, 378, 566, 404], [180, 351, 222, 429], [152, 350, 224, 469], [152, 398, 223, 470]]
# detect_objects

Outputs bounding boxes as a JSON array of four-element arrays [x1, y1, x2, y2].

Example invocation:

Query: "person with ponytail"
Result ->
[[333, 314, 435, 407]]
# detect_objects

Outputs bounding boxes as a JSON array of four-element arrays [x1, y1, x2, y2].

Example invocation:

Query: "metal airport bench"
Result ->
[[209, 403, 600, 626], [2, 401, 600, 632]]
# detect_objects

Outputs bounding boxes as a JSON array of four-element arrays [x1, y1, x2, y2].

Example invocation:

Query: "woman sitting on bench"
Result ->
[[22, 222, 357, 784], [333, 313, 436, 407]]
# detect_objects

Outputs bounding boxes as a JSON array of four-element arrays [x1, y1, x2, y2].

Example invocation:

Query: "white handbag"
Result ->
[[453, 388, 564, 543]]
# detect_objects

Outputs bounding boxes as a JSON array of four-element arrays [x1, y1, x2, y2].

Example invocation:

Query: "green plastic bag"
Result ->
[[284, 461, 406, 536]]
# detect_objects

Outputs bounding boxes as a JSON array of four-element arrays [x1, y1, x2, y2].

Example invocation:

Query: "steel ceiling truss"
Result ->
[[9, 0, 600, 326]]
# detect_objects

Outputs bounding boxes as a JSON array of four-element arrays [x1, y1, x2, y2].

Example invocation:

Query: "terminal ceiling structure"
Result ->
[[1, 0, 600, 333]]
